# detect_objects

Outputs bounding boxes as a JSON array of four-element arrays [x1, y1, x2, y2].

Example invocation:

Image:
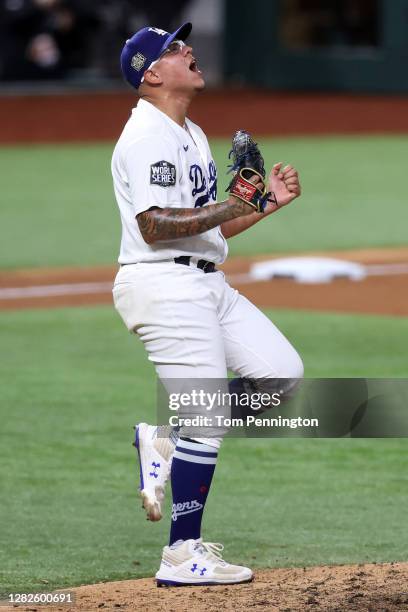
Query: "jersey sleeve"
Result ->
[[123, 136, 182, 215]]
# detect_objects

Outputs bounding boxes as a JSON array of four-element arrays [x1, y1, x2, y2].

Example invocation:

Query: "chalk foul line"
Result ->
[[0, 262, 408, 301], [0, 282, 113, 299]]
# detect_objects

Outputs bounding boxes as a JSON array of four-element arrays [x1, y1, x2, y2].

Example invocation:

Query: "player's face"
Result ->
[[155, 40, 205, 93]]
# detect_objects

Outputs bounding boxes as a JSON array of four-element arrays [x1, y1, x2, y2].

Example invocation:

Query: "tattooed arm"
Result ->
[[137, 174, 266, 244], [137, 197, 251, 244]]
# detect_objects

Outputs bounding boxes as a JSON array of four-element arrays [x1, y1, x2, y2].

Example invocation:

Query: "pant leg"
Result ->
[[219, 283, 304, 379], [113, 263, 228, 378], [113, 264, 229, 446]]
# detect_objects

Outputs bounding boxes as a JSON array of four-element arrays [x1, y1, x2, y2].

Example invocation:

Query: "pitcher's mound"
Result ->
[[13, 561, 408, 612]]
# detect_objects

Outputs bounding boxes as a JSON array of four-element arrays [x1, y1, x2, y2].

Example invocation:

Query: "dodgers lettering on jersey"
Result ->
[[111, 99, 227, 265], [189, 160, 217, 208]]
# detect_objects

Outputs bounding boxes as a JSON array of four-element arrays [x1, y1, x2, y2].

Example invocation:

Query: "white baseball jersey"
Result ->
[[111, 99, 228, 265]]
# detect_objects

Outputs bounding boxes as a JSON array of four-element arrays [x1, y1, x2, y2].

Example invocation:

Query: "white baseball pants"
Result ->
[[113, 262, 304, 446]]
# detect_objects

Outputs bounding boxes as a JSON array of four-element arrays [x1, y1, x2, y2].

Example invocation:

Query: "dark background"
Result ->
[[1, 0, 408, 92]]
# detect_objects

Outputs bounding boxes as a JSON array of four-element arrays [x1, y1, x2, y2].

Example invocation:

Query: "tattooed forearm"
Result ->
[[137, 199, 250, 244]]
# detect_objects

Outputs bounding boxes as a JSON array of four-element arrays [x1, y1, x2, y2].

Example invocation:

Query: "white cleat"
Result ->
[[134, 423, 177, 521], [155, 538, 253, 586]]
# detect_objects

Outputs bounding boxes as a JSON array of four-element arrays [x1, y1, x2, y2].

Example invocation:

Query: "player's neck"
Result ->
[[142, 92, 193, 127]]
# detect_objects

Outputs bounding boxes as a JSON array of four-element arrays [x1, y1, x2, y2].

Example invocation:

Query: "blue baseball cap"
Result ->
[[120, 23, 192, 90]]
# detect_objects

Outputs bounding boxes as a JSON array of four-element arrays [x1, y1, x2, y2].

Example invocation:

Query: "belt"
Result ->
[[174, 256, 216, 273], [120, 257, 217, 273]]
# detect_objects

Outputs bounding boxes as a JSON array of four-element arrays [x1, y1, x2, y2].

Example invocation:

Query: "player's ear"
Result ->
[[143, 67, 163, 87]]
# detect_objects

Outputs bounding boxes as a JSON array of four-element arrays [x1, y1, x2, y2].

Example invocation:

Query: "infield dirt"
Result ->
[[1, 247, 408, 316], [4, 561, 408, 612]]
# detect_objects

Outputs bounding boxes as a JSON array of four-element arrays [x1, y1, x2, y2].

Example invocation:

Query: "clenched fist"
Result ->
[[266, 163, 301, 212]]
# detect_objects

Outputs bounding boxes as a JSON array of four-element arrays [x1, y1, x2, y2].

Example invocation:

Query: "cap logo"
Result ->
[[131, 52, 146, 71], [148, 27, 167, 36]]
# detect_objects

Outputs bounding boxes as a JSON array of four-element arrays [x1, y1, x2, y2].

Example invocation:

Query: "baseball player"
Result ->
[[112, 22, 303, 586]]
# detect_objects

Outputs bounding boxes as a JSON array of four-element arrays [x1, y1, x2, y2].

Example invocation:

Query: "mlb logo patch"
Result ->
[[150, 161, 176, 187]]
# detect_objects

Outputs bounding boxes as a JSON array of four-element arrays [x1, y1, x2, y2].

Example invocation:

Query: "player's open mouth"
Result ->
[[189, 58, 200, 73]]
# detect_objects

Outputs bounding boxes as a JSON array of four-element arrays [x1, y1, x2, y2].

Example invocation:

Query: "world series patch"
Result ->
[[150, 161, 176, 187]]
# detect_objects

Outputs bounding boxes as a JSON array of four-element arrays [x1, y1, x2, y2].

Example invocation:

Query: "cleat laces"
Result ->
[[194, 540, 226, 565]]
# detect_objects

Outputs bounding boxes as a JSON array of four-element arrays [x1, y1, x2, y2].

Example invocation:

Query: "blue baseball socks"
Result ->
[[169, 437, 218, 545]]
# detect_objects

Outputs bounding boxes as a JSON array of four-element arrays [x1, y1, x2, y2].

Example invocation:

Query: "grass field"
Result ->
[[1, 305, 407, 596], [1, 134, 407, 598], [1, 135, 408, 268]]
